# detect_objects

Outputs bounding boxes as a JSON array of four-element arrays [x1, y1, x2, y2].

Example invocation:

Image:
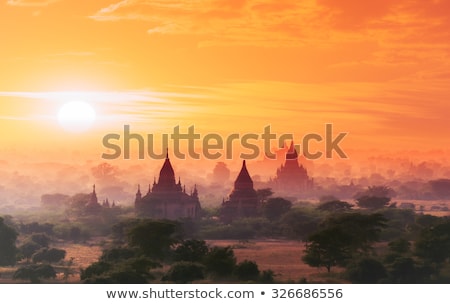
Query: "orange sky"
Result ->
[[1, 0, 450, 162]]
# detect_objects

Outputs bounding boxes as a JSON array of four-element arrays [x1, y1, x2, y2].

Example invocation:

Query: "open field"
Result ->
[[0, 241, 104, 283], [0, 239, 344, 283], [207, 239, 346, 283]]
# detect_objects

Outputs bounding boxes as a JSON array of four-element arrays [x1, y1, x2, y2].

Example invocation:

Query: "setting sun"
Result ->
[[57, 101, 96, 133]]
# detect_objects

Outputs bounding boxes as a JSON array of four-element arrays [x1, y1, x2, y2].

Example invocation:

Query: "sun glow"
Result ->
[[57, 101, 96, 133]]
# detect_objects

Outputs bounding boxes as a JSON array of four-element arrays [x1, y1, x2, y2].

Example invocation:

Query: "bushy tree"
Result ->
[[14, 264, 56, 283], [355, 186, 395, 209], [127, 219, 182, 261], [263, 197, 292, 220], [346, 257, 387, 283], [19, 241, 42, 262], [302, 213, 387, 272], [0, 217, 18, 266], [100, 247, 137, 262], [162, 262, 205, 283], [203, 246, 236, 277], [415, 219, 450, 269], [173, 239, 209, 263], [259, 269, 275, 283], [256, 188, 273, 204], [302, 226, 351, 272], [29, 233, 51, 248], [234, 260, 260, 281], [32, 248, 66, 263], [81, 257, 161, 284], [279, 208, 322, 240]]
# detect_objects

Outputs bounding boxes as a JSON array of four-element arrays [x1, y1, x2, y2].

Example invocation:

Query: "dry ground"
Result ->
[[0, 239, 343, 283], [206, 239, 346, 283]]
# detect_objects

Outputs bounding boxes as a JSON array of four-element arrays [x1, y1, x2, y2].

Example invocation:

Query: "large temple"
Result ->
[[271, 141, 313, 195], [220, 160, 259, 223], [134, 151, 202, 220]]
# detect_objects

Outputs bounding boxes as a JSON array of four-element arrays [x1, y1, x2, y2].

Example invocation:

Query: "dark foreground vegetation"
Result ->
[[1, 186, 450, 283]]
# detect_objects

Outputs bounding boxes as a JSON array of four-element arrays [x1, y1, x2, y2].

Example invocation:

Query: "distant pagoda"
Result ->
[[134, 150, 201, 219], [271, 141, 313, 194], [220, 160, 259, 223]]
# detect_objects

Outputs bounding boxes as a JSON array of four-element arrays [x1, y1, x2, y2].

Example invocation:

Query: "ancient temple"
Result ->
[[271, 141, 313, 194], [134, 150, 201, 219], [85, 184, 102, 211], [220, 160, 259, 223]]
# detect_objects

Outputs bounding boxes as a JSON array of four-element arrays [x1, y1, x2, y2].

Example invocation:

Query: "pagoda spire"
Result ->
[[234, 160, 254, 190]]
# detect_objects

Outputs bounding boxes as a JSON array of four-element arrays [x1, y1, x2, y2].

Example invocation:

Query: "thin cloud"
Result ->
[[90, 0, 327, 47], [6, 0, 61, 6]]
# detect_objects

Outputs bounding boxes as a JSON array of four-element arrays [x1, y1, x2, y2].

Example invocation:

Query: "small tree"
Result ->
[[19, 241, 42, 262], [204, 246, 236, 277], [14, 264, 56, 283], [259, 269, 275, 283], [162, 262, 205, 283], [32, 248, 66, 263], [173, 239, 209, 263], [302, 227, 351, 272], [234, 260, 260, 281], [355, 186, 395, 209], [29, 233, 50, 248]]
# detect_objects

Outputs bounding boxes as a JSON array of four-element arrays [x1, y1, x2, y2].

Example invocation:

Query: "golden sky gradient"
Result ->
[[1, 0, 450, 160]]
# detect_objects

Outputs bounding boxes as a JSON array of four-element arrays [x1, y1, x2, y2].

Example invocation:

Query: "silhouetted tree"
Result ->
[[346, 257, 387, 283], [127, 219, 182, 261], [100, 247, 137, 262], [263, 197, 292, 220], [81, 256, 161, 284], [316, 200, 353, 212], [256, 188, 274, 204], [302, 226, 352, 272], [279, 208, 322, 240], [415, 219, 450, 271], [356, 196, 391, 209], [162, 262, 205, 283], [32, 248, 66, 263], [0, 217, 18, 266], [173, 239, 209, 263], [19, 241, 42, 262], [302, 213, 387, 272], [203, 246, 236, 277], [29, 233, 50, 248], [259, 269, 275, 283], [234, 260, 260, 281], [355, 186, 395, 209], [14, 264, 56, 283]]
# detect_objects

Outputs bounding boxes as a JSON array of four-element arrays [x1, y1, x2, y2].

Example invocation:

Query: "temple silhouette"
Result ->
[[270, 141, 313, 195], [220, 160, 259, 223], [134, 150, 202, 219]]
